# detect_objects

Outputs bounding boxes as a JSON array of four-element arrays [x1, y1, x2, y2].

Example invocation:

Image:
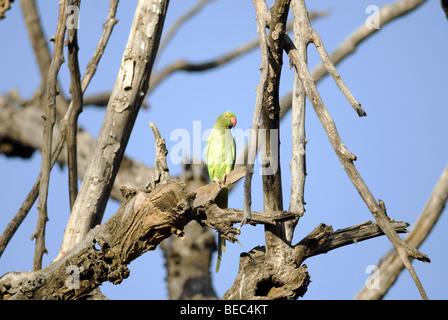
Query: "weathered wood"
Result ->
[[293, 221, 410, 263], [222, 220, 409, 300], [285, 0, 307, 244], [55, 0, 170, 261], [1, 179, 191, 300], [0, 160, 411, 300], [0, 158, 297, 300], [222, 246, 310, 300], [259, 0, 290, 262], [193, 166, 246, 208], [284, 0, 429, 300]]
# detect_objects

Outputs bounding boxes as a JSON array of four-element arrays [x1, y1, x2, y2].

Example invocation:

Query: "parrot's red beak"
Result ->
[[231, 117, 237, 127]]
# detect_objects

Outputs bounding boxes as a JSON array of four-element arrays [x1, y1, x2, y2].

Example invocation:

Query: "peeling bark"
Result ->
[[55, 0, 170, 261]]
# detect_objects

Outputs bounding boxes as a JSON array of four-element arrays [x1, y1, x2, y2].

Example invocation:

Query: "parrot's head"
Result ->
[[216, 111, 237, 129]]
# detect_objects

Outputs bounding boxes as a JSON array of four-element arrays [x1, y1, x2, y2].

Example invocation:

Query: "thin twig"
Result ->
[[310, 29, 366, 117], [32, 0, 68, 271], [240, 0, 271, 231], [150, 38, 261, 93], [20, 0, 70, 119], [66, 0, 83, 209], [19, 0, 52, 84], [81, 0, 119, 91]]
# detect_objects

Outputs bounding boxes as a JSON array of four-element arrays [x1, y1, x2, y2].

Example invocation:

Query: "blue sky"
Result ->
[[1, 0, 447, 300]]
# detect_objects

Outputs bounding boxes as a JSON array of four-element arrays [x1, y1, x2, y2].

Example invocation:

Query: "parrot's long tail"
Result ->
[[215, 234, 226, 273], [215, 187, 228, 273]]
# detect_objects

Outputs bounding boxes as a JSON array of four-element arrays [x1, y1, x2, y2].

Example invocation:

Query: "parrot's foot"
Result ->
[[212, 175, 227, 188]]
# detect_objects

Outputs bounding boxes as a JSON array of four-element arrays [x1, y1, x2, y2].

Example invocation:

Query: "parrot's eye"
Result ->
[[225, 115, 228, 118]]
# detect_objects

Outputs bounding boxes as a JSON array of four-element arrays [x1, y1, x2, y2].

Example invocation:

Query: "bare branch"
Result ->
[[0, 0, 120, 259], [54, 0, 170, 262], [285, 0, 307, 243], [20, 0, 51, 83], [194, 166, 246, 208], [259, 0, 291, 262], [295, 220, 409, 262], [354, 164, 448, 300], [81, 0, 119, 91], [66, 0, 83, 209], [32, 0, 68, 271], [20, 0, 70, 119], [310, 28, 366, 117], [241, 0, 270, 229], [2, 179, 192, 300], [66, 0, 119, 210], [279, 0, 427, 120], [235, 0, 427, 175], [285, 0, 429, 300], [206, 205, 297, 227]]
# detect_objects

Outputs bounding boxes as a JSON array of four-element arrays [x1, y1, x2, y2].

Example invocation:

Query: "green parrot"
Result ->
[[205, 111, 237, 273]]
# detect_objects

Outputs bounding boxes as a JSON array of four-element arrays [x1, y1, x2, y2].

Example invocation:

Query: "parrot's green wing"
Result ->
[[205, 130, 236, 184], [205, 111, 236, 273]]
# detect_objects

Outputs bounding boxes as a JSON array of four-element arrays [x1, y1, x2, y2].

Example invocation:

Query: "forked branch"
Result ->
[[285, 0, 429, 299]]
